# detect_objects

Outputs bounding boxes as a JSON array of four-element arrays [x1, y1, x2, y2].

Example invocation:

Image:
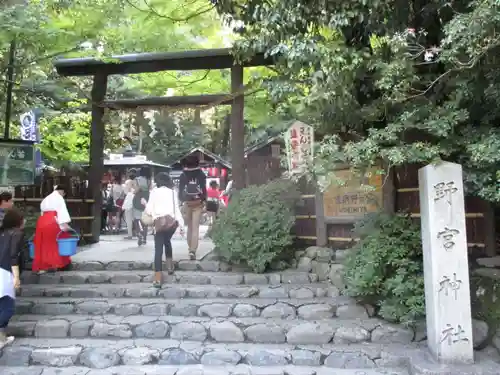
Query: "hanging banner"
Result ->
[[20, 110, 42, 173], [285, 120, 314, 173]]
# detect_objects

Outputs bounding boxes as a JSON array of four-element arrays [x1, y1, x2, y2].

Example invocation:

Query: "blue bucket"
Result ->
[[57, 229, 79, 256], [28, 241, 34, 259]]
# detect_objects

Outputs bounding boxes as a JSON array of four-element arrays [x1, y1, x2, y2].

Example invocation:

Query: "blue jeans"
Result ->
[[0, 296, 15, 330]]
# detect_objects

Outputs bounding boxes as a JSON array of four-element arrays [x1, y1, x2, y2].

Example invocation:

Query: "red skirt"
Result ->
[[32, 211, 71, 271]]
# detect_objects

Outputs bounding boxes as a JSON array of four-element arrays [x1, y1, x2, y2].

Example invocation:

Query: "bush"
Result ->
[[211, 179, 299, 273], [343, 212, 425, 325]]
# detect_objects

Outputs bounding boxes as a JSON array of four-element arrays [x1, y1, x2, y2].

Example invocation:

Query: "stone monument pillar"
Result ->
[[418, 162, 473, 364]]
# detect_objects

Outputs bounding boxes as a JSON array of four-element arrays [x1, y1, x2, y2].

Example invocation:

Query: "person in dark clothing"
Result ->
[[0, 192, 14, 227], [0, 208, 25, 348], [101, 184, 109, 233], [178, 156, 207, 260]]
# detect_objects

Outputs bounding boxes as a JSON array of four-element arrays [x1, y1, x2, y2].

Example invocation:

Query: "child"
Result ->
[[0, 208, 25, 348]]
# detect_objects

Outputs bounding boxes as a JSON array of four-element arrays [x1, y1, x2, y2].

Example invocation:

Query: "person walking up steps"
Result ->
[[133, 167, 151, 246], [178, 156, 206, 260], [0, 208, 27, 349], [145, 172, 182, 288], [122, 170, 138, 240]]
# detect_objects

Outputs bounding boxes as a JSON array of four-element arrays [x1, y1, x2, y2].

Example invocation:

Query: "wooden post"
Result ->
[[382, 164, 395, 214], [230, 65, 245, 190], [3, 40, 16, 139], [484, 202, 496, 257], [315, 187, 328, 246], [89, 73, 108, 242]]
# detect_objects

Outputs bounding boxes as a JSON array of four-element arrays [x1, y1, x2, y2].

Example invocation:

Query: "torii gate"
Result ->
[[54, 48, 273, 242]]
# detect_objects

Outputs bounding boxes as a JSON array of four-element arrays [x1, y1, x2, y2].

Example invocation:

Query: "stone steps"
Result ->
[[1, 365, 411, 375], [8, 314, 415, 345], [15, 297, 361, 317], [0, 337, 416, 369], [21, 270, 320, 285], [18, 283, 339, 299], [70, 260, 274, 272]]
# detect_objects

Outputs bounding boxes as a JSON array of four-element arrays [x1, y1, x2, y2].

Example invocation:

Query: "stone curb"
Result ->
[[21, 270, 320, 286], [8, 314, 415, 345], [1, 342, 497, 374], [71, 260, 251, 272], [0, 365, 411, 375], [18, 283, 341, 300]]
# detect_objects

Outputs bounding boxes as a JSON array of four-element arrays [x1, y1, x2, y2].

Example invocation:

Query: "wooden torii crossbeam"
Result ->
[[53, 48, 273, 242]]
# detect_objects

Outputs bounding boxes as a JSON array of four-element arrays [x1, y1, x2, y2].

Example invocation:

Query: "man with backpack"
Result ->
[[178, 156, 206, 260]]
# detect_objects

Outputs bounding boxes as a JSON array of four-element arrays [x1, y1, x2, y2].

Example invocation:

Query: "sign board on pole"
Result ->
[[0, 140, 35, 185], [284, 121, 314, 174]]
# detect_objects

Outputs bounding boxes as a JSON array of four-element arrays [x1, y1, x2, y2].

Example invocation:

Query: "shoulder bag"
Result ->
[[154, 189, 178, 232]]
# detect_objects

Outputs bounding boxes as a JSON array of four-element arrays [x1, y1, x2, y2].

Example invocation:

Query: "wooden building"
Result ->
[[245, 135, 284, 186]]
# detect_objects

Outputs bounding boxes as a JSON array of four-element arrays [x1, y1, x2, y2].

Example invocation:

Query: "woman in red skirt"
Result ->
[[32, 184, 72, 274]]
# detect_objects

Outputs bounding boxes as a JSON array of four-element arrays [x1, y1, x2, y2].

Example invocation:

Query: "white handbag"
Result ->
[[141, 211, 153, 226]]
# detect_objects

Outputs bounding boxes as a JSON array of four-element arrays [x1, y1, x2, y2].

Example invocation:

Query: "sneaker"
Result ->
[[0, 333, 14, 350], [152, 280, 162, 289], [188, 251, 196, 260]]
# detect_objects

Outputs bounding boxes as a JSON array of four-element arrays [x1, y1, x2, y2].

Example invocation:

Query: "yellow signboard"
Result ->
[[323, 167, 384, 217]]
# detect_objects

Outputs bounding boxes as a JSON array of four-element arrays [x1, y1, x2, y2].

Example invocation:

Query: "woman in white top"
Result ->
[[32, 184, 72, 274], [122, 171, 137, 239], [107, 175, 124, 233], [145, 172, 183, 287]]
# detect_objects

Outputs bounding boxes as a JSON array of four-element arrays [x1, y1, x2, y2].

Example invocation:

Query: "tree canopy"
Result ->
[[0, 0, 279, 166], [215, 0, 500, 201]]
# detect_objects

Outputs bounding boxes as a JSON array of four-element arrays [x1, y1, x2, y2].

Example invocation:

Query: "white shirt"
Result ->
[[145, 186, 183, 225], [122, 179, 136, 210], [110, 183, 123, 201], [40, 190, 71, 225], [0, 268, 14, 299], [223, 180, 233, 196]]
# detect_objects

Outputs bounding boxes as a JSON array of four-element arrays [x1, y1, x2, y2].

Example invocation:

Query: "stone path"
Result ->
[[74, 231, 213, 263], [1, 255, 499, 374]]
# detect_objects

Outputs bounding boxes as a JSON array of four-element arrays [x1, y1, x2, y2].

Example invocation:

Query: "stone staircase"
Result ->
[[0, 258, 498, 375]]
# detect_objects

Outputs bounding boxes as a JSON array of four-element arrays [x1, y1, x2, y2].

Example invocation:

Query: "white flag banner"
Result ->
[[20, 111, 37, 141], [285, 120, 314, 174]]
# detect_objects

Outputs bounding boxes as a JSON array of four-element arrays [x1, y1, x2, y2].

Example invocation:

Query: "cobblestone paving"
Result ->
[[2, 260, 499, 375], [9, 314, 415, 344], [14, 297, 355, 317], [21, 269, 322, 284], [0, 338, 415, 368]]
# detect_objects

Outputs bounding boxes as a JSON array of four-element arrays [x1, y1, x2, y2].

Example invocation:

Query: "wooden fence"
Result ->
[[292, 164, 496, 257], [14, 176, 95, 243]]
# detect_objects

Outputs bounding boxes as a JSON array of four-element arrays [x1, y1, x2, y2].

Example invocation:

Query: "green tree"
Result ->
[[215, 0, 500, 201], [1, 0, 281, 165]]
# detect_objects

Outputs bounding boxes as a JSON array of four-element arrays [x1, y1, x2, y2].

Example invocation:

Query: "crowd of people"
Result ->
[[0, 155, 233, 349]]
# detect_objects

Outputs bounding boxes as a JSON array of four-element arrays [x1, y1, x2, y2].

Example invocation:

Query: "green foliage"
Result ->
[[344, 213, 424, 325], [216, 0, 500, 202], [210, 179, 299, 273], [0, 0, 281, 163], [37, 101, 122, 165], [470, 271, 500, 348]]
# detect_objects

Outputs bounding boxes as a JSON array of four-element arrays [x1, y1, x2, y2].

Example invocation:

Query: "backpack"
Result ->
[[182, 177, 203, 201], [133, 177, 150, 211]]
